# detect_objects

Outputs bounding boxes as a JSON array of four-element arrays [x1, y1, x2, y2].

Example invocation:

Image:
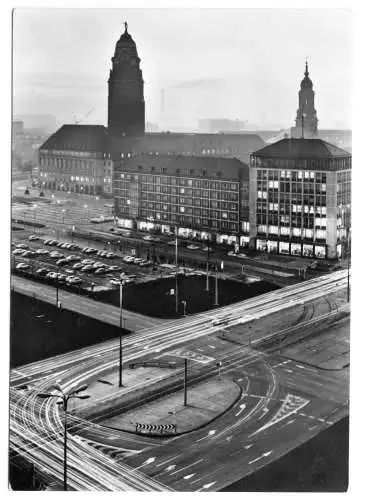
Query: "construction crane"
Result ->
[[73, 108, 95, 125]]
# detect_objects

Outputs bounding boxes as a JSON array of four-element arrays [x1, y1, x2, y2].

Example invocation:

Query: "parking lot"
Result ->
[[11, 232, 206, 298]]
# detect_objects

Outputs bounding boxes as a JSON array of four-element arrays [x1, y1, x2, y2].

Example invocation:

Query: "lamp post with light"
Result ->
[[37, 383, 90, 491], [119, 274, 126, 387]]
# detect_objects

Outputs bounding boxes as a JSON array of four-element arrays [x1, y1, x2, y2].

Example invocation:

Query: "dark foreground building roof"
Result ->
[[39, 125, 108, 152], [108, 132, 265, 164], [252, 138, 351, 159]]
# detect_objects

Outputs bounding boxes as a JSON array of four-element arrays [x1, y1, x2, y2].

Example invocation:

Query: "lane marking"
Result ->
[[170, 459, 203, 476], [184, 473, 195, 480]]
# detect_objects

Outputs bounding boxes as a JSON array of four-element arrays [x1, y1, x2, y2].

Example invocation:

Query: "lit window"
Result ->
[[76, 176, 79, 181], [180, 206, 185, 213], [222, 212, 228, 219], [304, 171, 309, 179], [310, 171, 315, 179]]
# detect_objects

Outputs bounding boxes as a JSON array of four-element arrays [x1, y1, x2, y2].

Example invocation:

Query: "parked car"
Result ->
[[187, 244, 200, 250], [123, 256, 135, 263], [81, 265, 94, 272], [36, 249, 49, 255], [46, 272, 58, 280], [13, 249, 26, 256], [28, 235, 40, 241], [15, 243, 28, 249], [49, 252, 64, 259], [133, 258, 144, 264], [81, 259, 94, 265], [109, 279, 121, 286], [86, 248, 98, 254], [67, 276, 82, 284], [94, 267, 107, 275], [35, 268, 48, 277], [22, 250, 37, 258], [202, 246, 214, 253], [139, 260, 152, 267], [16, 263, 30, 271], [142, 235, 153, 241], [106, 252, 116, 259], [56, 258, 68, 266], [107, 265, 121, 271], [66, 255, 80, 262], [72, 262, 84, 270], [65, 269, 75, 275], [167, 240, 176, 246]]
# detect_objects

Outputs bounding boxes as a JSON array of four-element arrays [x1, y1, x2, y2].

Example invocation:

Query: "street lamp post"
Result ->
[[175, 226, 179, 314], [119, 275, 125, 387], [33, 204, 38, 233], [37, 383, 90, 491], [347, 228, 351, 303], [214, 263, 219, 306]]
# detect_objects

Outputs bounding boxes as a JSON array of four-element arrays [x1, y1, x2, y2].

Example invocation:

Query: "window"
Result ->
[[222, 212, 228, 219], [180, 206, 185, 213]]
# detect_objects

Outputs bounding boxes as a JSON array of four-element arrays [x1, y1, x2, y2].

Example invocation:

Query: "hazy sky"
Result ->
[[13, 8, 353, 129]]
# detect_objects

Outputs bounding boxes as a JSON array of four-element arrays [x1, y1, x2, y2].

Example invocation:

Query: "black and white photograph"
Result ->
[[6, 2, 357, 493]]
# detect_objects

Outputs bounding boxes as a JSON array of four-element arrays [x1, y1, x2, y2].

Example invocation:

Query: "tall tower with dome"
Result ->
[[108, 22, 145, 137], [291, 61, 318, 138]]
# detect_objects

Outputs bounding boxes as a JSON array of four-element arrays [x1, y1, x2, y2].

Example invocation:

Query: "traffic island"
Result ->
[[98, 377, 241, 436]]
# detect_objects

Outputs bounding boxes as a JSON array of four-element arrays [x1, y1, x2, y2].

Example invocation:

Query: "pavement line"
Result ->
[[169, 458, 204, 476]]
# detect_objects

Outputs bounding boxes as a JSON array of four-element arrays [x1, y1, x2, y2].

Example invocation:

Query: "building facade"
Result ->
[[113, 153, 250, 246], [38, 125, 112, 196], [291, 62, 318, 139], [108, 22, 145, 137], [249, 138, 351, 259]]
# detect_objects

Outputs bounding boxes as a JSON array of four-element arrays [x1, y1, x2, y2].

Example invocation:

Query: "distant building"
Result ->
[[113, 153, 249, 246], [291, 62, 318, 139], [12, 120, 24, 136], [249, 138, 351, 259], [198, 119, 246, 134]]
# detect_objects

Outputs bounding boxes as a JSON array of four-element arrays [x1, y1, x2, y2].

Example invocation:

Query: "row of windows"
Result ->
[[138, 200, 238, 211], [254, 158, 351, 170], [130, 210, 239, 231], [256, 225, 327, 240], [40, 150, 100, 158], [257, 169, 328, 182], [119, 172, 239, 190]]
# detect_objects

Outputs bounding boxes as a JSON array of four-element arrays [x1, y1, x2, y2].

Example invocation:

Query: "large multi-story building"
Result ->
[[113, 153, 250, 246], [249, 138, 351, 259], [38, 125, 112, 196]]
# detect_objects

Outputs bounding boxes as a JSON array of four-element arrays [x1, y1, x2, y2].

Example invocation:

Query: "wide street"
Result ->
[[9, 270, 349, 491]]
